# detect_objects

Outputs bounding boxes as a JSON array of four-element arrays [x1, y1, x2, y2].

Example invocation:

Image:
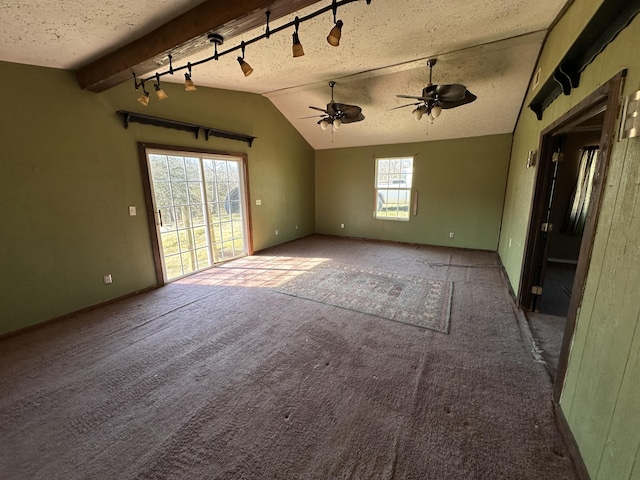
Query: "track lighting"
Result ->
[[327, 20, 343, 46], [238, 42, 253, 76], [292, 17, 304, 58], [292, 32, 304, 57], [184, 73, 196, 91], [153, 73, 168, 100], [137, 90, 150, 107], [131, 0, 372, 105], [237, 57, 253, 76], [184, 63, 196, 91]]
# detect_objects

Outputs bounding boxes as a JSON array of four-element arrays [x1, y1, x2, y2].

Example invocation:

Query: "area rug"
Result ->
[[272, 263, 453, 333]]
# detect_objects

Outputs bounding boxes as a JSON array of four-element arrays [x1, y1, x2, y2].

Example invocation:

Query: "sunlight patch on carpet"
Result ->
[[272, 263, 452, 333]]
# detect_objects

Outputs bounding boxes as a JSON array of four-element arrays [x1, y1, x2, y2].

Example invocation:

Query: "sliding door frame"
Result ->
[[137, 142, 253, 286]]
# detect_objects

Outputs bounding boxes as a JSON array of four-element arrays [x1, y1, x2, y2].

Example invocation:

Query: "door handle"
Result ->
[[157, 209, 163, 227]]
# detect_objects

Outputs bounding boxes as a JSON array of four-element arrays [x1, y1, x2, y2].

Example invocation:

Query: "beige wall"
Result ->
[[0, 61, 315, 335], [498, 2, 640, 478], [315, 134, 512, 250]]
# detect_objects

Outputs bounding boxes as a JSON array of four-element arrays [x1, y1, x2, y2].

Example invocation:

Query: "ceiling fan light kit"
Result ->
[[131, 0, 372, 106], [305, 80, 365, 131], [396, 58, 477, 123]]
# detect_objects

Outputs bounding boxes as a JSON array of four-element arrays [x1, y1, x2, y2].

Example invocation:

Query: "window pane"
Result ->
[[196, 248, 210, 269], [193, 226, 208, 248], [185, 157, 201, 181], [168, 156, 186, 181], [149, 155, 169, 181], [161, 232, 179, 255], [159, 207, 176, 231], [153, 181, 172, 208], [190, 204, 206, 227], [375, 157, 413, 221], [172, 182, 188, 206], [188, 182, 203, 204], [178, 229, 194, 251], [165, 254, 183, 279], [181, 252, 196, 274]]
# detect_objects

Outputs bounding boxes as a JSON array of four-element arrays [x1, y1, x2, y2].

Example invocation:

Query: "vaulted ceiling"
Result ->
[[0, 0, 568, 149]]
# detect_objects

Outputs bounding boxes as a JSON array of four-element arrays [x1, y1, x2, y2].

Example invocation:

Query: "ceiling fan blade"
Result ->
[[433, 84, 467, 101], [396, 94, 430, 101], [438, 90, 477, 109], [334, 103, 362, 119], [389, 102, 421, 111], [299, 114, 326, 119], [308, 105, 329, 113], [422, 85, 438, 98], [341, 112, 365, 124]]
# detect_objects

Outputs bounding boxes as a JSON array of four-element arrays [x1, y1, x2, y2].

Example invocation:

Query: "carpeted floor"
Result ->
[[0, 235, 576, 479]]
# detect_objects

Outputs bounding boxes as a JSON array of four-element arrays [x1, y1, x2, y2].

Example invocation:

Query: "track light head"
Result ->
[[184, 73, 196, 91], [292, 32, 304, 58], [154, 83, 168, 100], [153, 73, 168, 100], [327, 20, 343, 46], [137, 91, 150, 106], [237, 57, 253, 77]]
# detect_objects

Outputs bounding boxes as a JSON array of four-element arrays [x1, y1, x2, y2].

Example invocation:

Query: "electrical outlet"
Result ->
[[340, 223, 345, 229], [449, 232, 455, 238], [128, 205, 137, 216], [255, 199, 262, 206], [295, 225, 299, 230], [275, 229, 279, 236], [103, 274, 113, 285]]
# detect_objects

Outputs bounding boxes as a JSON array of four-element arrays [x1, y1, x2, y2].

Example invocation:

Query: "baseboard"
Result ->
[[0, 285, 159, 340], [553, 400, 591, 480]]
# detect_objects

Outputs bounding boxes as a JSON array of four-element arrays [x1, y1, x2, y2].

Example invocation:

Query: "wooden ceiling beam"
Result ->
[[76, 0, 321, 93]]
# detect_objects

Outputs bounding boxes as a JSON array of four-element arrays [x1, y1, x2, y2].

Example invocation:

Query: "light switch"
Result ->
[[255, 199, 262, 206], [129, 206, 137, 216]]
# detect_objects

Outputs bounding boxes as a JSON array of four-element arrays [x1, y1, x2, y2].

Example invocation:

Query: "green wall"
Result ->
[[498, 2, 640, 478], [315, 134, 512, 250], [0, 61, 315, 335]]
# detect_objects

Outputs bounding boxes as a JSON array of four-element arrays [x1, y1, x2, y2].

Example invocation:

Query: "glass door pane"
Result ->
[[203, 158, 247, 263], [147, 150, 247, 282]]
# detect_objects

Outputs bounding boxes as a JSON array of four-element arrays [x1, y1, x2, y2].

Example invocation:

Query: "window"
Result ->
[[375, 157, 413, 220]]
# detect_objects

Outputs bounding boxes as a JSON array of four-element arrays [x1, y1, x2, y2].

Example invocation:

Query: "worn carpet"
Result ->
[[0, 235, 577, 479], [272, 262, 453, 333]]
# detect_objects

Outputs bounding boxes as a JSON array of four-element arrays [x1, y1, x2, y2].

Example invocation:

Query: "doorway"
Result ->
[[139, 144, 251, 284], [518, 71, 625, 399]]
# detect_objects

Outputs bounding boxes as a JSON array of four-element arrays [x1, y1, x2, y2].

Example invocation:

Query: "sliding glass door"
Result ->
[[146, 148, 248, 282]]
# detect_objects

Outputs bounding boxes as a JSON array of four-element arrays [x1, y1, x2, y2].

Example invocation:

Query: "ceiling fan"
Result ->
[[305, 81, 365, 131], [394, 59, 477, 122]]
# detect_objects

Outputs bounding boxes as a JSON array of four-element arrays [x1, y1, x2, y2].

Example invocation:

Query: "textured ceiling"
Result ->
[[0, 0, 568, 149]]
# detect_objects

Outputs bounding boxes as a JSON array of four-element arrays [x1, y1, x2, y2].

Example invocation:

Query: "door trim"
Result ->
[[517, 70, 626, 401], [137, 142, 252, 286]]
